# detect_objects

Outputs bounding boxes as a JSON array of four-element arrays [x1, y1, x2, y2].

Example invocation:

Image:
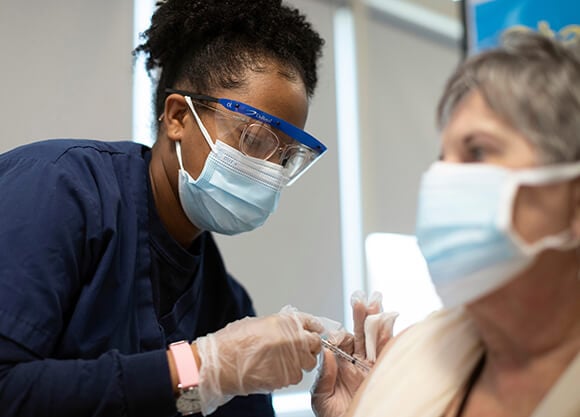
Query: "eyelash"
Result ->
[[461, 134, 495, 162], [466, 144, 486, 162]]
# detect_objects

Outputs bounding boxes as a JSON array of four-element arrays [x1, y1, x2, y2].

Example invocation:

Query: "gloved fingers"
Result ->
[[297, 312, 325, 334], [305, 331, 323, 356], [279, 304, 299, 314], [350, 290, 383, 311], [291, 314, 324, 358], [366, 303, 381, 316], [302, 348, 320, 372], [280, 305, 325, 335], [352, 300, 367, 358], [312, 348, 339, 396], [376, 330, 392, 356], [363, 311, 398, 362], [366, 291, 383, 315], [374, 311, 399, 355], [326, 330, 354, 355], [350, 290, 367, 306], [351, 290, 386, 359], [337, 332, 354, 355], [279, 311, 323, 372], [325, 327, 347, 345]]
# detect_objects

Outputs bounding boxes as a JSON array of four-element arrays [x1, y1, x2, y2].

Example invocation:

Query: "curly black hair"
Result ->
[[134, 0, 325, 121]]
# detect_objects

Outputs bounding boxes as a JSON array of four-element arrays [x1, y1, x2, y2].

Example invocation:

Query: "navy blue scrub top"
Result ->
[[0, 139, 275, 417]]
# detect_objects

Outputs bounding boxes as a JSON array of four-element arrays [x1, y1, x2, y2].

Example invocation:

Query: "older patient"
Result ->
[[313, 31, 580, 417]]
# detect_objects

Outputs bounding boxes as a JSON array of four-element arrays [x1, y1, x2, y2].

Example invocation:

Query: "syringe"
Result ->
[[321, 339, 371, 373]]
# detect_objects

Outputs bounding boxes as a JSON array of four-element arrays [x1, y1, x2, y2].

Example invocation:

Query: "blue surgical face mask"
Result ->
[[415, 161, 580, 308], [176, 96, 288, 235]]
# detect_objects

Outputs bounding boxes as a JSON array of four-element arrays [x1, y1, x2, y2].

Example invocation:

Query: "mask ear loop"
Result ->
[[175, 96, 216, 173], [510, 164, 580, 256], [184, 96, 216, 152], [570, 172, 580, 281], [175, 141, 185, 171], [577, 246, 580, 281]]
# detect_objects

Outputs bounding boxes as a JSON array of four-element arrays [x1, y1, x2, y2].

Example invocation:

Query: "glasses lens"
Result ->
[[212, 105, 250, 145], [211, 99, 323, 182], [280, 146, 317, 179], [240, 124, 279, 160]]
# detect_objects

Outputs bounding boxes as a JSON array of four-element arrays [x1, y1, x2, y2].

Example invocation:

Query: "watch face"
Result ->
[[176, 387, 201, 415], [181, 388, 201, 401]]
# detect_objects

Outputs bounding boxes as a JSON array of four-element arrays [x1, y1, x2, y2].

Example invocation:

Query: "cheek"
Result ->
[[189, 149, 210, 180], [181, 134, 211, 180], [512, 183, 574, 243]]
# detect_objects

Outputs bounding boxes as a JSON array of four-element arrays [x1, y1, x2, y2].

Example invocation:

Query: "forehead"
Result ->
[[209, 66, 309, 129], [442, 90, 524, 144], [442, 91, 505, 137], [441, 90, 538, 165]]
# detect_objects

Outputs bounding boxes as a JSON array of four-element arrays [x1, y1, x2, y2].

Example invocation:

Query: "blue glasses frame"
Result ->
[[165, 88, 327, 155]]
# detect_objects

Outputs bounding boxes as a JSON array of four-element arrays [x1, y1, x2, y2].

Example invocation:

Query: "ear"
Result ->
[[571, 177, 580, 238], [161, 94, 189, 142]]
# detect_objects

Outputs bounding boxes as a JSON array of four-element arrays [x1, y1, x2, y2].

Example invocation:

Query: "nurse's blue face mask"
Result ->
[[172, 90, 326, 235]]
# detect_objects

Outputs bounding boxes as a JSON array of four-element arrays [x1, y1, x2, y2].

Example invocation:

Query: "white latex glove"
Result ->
[[196, 305, 323, 415], [311, 291, 398, 417]]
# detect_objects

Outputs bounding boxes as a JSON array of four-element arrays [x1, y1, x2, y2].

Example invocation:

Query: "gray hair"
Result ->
[[437, 31, 580, 163]]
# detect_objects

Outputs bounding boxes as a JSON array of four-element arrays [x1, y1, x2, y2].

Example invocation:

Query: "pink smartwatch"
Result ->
[[169, 340, 201, 415]]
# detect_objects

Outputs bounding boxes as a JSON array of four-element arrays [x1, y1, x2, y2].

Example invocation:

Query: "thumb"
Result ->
[[312, 349, 339, 396]]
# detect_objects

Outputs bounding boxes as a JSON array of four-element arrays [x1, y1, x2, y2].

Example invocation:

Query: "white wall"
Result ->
[[362, 11, 462, 236], [0, 0, 134, 149]]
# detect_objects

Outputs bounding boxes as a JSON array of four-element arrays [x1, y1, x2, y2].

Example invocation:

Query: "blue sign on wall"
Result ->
[[466, 0, 580, 54]]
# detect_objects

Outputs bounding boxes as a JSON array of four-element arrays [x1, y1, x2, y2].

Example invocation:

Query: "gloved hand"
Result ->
[[196, 305, 323, 415], [311, 291, 398, 417]]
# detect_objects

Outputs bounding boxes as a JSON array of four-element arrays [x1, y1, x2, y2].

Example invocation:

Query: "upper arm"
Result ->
[[0, 156, 99, 356]]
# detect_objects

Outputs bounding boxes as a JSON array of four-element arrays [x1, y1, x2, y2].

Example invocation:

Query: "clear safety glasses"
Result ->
[[165, 88, 327, 185]]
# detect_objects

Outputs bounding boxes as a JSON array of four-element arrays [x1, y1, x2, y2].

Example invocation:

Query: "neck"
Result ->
[[468, 250, 580, 365], [149, 139, 202, 247], [463, 250, 580, 412]]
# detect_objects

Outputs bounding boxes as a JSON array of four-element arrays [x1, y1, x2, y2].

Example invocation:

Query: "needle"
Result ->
[[321, 339, 371, 373]]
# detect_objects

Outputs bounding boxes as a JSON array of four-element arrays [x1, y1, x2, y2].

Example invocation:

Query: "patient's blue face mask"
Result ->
[[415, 161, 580, 308], [176, 96, 287, 235]]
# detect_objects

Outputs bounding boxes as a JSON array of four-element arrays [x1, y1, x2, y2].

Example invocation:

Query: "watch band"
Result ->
[[169, 340, 200, 389]]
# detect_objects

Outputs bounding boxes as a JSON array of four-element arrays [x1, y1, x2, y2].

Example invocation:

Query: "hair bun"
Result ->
[[139, 0, 288, 72], [135, 0, 324, 118]]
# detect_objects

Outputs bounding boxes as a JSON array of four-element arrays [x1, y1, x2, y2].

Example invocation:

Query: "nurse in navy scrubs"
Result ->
[[0, 1, 327, 416]]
